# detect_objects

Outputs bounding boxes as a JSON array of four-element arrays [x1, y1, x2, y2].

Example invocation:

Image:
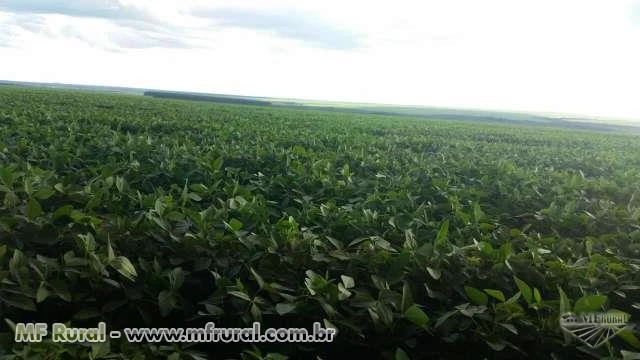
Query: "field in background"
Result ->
[[3, 80, 639, 131], [1, 86, 640, 359]]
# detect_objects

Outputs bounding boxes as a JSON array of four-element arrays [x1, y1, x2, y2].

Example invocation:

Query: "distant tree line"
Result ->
[[144, 91, 272, 106]]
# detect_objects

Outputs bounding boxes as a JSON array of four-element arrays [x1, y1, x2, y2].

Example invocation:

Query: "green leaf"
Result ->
[[435, 219, 449, 247], [229, 291, 251, 302], [621, 350, 640, 360], [404, 304, 430, 328], [395, 348, 410, 360], [190, 184, 208, 193], [275, 303, 296, 315], [250, 303, 262, 321], [556, 286, 574, 344], [212, 157, 224, 171], [9, 249, 25, 284], [26, 198, 42, 219], [465, 286, 488, 306], [115, 176, 126, 193], [618, 329, 640, 350], [341, 275, 355, 289], [168, 267, 185, 290], [514, 276, 533, 305], [53, 205, 73, 220], [4, 318, 17, 332], [557, 285, 571, 314], [110, 256, 138, 281], [34, 188, 55, 200], [473, 203, 483, 223], [323, 318, 338, 334], [573, 295, 607, 313], [426, 267, 441, 280], [485, 338, 507, 351], [533, 288, 542, 304], [401, 282, 413, 313], [434, 310, 458, 329], [36, 283, 49, 303], [106, 238, 115, 261], [204, 304, 224, 316], [49, 279, 72, 302], [228, 218, 243, 231], [374, 237, 397, 252], [499, 323, 518, 335], [250, 267, 265, 289], [4, 191, 19, 208], [484, 289, 506, 302], [264, 354, 288, 360]]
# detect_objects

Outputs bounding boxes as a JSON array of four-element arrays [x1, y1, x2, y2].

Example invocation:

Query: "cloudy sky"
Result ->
[[1, 0, 639, 120]]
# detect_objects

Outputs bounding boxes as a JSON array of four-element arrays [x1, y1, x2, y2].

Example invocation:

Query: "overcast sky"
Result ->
[[1, 0, 639, 120]]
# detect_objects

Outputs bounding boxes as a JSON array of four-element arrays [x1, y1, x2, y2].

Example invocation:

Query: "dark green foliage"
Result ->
[[144, 91, 272, 106], [0, 87, 640, 359]]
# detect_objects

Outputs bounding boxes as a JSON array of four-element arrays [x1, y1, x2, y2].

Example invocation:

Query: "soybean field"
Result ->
[[1, 87, 640, 359]]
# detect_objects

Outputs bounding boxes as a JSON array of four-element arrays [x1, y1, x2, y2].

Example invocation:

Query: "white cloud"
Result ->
[[0, 0, 639, 120], [189, 6, 362, 49]]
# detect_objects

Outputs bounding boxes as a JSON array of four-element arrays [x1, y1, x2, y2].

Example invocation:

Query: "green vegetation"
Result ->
[[143, 91, 273, 106], [1, 86, 640, 359]]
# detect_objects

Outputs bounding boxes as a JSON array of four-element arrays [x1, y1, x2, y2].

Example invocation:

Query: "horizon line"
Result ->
[[2, 78, 639, 124]]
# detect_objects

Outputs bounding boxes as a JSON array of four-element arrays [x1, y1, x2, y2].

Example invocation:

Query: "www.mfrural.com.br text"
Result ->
[[13, 322, 336, 343]]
